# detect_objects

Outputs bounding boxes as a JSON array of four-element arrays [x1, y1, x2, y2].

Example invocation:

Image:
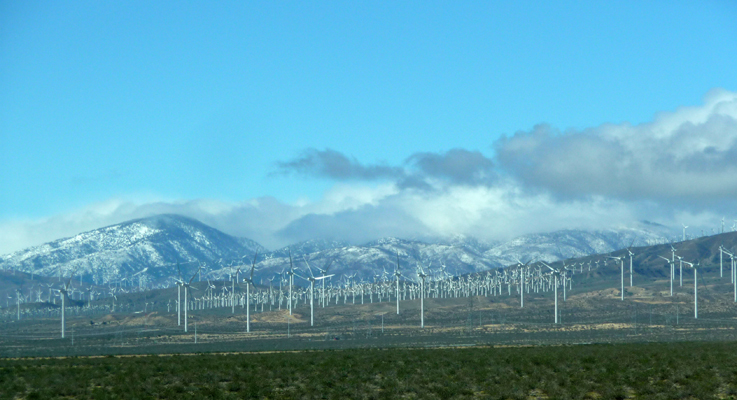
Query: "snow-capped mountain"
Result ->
[[265, 239, 352, 260], [484, 225, 671, 266], [211, 227, 672, 285], [0, 214, 265, 287], [0, 214, 674, 288], [216, 236, 501, 286]]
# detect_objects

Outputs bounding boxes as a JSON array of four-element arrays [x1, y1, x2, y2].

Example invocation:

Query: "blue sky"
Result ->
[[2, 1, 737, 253]]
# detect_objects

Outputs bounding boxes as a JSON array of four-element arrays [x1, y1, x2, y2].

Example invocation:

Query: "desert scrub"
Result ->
[[0, 342, 736, 399]]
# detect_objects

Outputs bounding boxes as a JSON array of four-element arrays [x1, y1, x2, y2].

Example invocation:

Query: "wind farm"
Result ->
[[3, 222, 737, 358], [4, 1, 737, 397], [3, 224, 737, 397]]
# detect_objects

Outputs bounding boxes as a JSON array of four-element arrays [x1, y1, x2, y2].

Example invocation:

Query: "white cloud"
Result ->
[[2, 89, 735, 255], [0, 179, 724, 256], [0, 186, 399, 254], [495, 88, 737, 202]]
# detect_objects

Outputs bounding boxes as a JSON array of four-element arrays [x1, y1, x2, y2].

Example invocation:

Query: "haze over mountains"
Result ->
[[0, 214, 676, 288]]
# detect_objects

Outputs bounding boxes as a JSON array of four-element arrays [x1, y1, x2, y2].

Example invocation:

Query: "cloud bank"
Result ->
[[2, 89, 736, 254], [495, 88, 737, 203]]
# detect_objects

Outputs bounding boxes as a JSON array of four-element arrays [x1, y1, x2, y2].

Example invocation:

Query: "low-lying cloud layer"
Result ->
[[2, 89, 736, 254]]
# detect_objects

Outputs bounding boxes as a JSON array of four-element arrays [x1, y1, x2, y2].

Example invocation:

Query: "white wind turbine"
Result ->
[[314, 258, 334, 308], [180, 263, 202, 333], [626, 243, 635, 287], [516, 260, 526, 308], [242, 253, 258, 333], [657, 255, 675, 296], [286, 250, 295, 316], [417, 265, 428, 328], [561, 262, 574, 302], [298, 256, 334, 327], [56, 267, 78, 339], [670, 244, 678, 290], [722, 248, 737, 302], [395, 252, 402, 315], [682, 223, 688, 241], [682, 260, 701, 319], [720, 244, 735, 284], [518, 259, 535, 307], [231, 262, 242, 314], [541, 262, 560, 324], [172, 262, 189, 326], [15, 289, 22, 321], [108, 289, 117, 312]]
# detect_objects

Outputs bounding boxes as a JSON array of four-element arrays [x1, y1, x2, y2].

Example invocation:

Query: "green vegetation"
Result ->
[[2, 341, 737, 399]]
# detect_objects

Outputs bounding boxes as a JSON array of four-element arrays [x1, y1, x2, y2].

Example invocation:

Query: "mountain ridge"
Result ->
[[0, 214, 675, 288]]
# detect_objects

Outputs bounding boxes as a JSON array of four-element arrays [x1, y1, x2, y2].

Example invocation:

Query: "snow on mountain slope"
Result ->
[[1, 214, 674, 288], [484, 227, 670, 266], [0, 214, 264, 287]]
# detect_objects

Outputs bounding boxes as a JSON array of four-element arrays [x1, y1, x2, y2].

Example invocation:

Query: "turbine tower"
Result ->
[[395, 252, 402, 315], [417, 266, 428, 328], [626, 241, 635, 287], [657, 255, 675, 296], [56, 267, 78, 339], [242, 253, 258, 333], [228, 260, 242, 314], [541, 262, 560, 324], [180, 263, 202, 333], [287, 250, 295, 316], [682, 223, 688, 241], [682, 260, 700, 319], [298, 256, 334, 327], [315, 258, 334, 308]]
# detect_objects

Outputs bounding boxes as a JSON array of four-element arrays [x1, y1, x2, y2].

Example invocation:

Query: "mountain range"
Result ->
[[0, 214, 676, 288]]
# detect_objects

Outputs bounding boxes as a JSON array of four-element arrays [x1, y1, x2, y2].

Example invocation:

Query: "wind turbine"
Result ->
[[517, 259, 533, 308], [682, 260, 701, 319], [56, 267, 78, 339], [682, 223, 688, 241], [242, 253, 258, 333], [171, 261, 204, 314], [108, 289, 117, 312], [541, 262, 560, 324], [657, 255, 675, 296], [314, 258, 334, 308], [174, 263, 185, 326], [231, 261, 242, 314], [181, 263, 202, 333], [132, 267, 148, 291], [417, 265, 428, 328], [719, 244, 735, 284], [298, 256, 334, 326], [723, 248, 737, 302], [15, 289, 22, 321], [286, 250, 295, 316], [395, 252, 402, 315], [626, 241, 635, 287]]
